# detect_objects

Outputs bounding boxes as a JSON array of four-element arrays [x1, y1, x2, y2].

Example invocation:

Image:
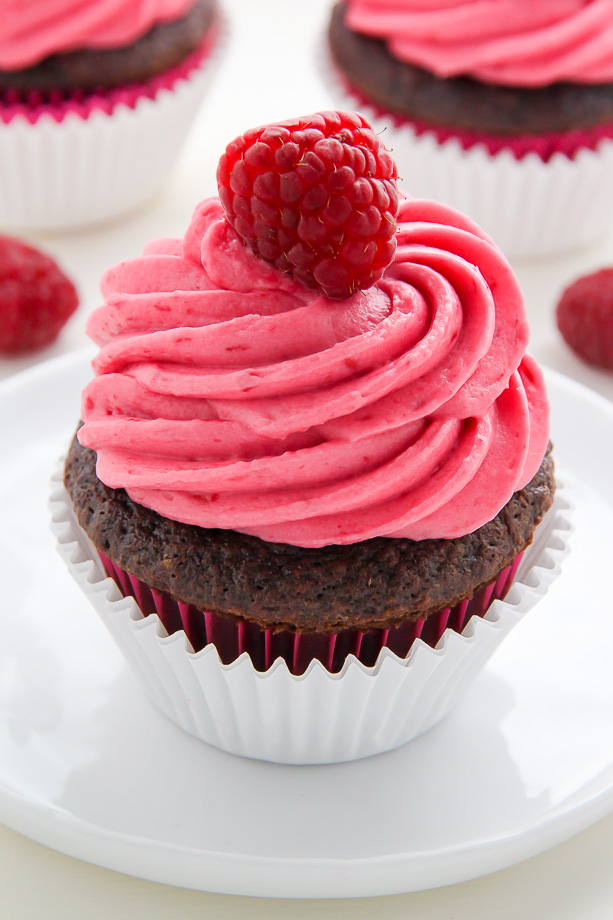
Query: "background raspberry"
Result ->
[[0, 235, 78, 355], [556, 268, 613, 371]]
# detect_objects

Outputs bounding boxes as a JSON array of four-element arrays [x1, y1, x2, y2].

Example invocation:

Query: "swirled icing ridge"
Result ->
[[78, 196, 549, 548], [344, 0, 613, 87], [0, 0, 196, 71]]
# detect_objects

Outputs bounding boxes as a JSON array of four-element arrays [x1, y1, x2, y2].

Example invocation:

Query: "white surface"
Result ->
[[1, 0, 613, 915], [0, 356, 609, 899], [50, 427, 570, 765]]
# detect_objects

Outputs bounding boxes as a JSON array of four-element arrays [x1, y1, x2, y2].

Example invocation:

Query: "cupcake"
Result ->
[[327, 1, 613, 257], [51, 111, 570, 764], [0, 0, 221, 230]]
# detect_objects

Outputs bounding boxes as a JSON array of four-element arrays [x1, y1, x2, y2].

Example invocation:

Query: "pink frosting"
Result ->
[[0, 0, 197, 71], [78, 196, 549, 548], [344, 0, 613, 87]]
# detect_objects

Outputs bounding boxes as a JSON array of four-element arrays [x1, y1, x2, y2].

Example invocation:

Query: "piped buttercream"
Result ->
[[79, 196, 549, 548], [0, 0, 196, 70], [344, 0, 613, 87]]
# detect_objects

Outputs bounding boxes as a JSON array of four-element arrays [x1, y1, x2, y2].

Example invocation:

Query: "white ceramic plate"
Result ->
[[0, 350, 612, 899]]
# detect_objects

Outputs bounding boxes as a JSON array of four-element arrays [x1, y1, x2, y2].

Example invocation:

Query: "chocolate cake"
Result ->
[[65, 431, 555, 635], [0, 0, 217, 93], [328, 0, 613, 136]]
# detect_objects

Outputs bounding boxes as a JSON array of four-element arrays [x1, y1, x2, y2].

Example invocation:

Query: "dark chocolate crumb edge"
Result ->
[[328, 1, 613, 136], [64, 430, 555, 634], [0, 0, 217, 93]]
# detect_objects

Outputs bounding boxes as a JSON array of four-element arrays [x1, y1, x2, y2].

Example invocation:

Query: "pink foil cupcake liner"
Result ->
[[334, 72, 613, 163], [98, 551, 523, 675]]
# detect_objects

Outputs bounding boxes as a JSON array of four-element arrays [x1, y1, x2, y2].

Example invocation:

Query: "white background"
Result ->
[[1, 0, 613, 915]]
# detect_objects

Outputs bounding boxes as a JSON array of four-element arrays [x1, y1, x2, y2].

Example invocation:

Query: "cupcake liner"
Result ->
[[323, 57, 613, 258], [0, 26, 223, 230], [327, 71, 613, 163], [50, 470, 572, 764], [96, 550, 523, 675]]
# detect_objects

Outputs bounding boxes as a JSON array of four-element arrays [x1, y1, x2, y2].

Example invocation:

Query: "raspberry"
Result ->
[[216, 111, 399, 300], [556, 268, 613, 370], [0, 235, 78, 355]]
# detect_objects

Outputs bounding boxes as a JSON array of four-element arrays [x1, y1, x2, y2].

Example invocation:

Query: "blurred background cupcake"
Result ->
[[0, 0, 222, 231], [327, 0, 613, 258]]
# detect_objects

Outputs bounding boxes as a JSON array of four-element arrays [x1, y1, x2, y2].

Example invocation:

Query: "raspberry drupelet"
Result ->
[[216, 110, 399, 300]]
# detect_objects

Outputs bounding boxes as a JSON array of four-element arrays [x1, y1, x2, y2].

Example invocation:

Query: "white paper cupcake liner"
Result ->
[[50, 471, 572, 764], [323, 56, 613, 259], [0, 31, 224, 231]]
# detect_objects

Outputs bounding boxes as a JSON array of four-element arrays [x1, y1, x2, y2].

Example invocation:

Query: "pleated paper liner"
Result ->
[[0, 21, 224, 230], [322, 53, 613, 257], [50, 475, 571, 763], [99, 550, 523, 675]]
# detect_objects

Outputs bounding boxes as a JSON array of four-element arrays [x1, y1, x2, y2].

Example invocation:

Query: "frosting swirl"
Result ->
[[79, 196, 549, 548], [344, 0, 613, 87], [0, 0, 196, 71]]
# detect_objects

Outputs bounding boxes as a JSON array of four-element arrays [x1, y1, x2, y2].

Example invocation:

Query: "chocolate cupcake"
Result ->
[[327, 1, 613, 256], [64, 432, 556, 674], [0, 0, 221, 229], [51, 112, 570, 763]]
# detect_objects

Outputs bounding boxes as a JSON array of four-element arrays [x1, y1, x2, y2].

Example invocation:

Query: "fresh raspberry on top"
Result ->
[[216, 110, 399, 300], [0, 235, 78, 355], [556, 268, 613, 370]]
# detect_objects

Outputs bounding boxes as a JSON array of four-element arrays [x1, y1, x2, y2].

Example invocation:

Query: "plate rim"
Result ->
[[0, 348, 612, 898]]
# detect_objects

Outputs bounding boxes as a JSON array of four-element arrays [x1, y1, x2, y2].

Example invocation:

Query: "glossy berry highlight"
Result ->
[[217, 111, 399, 300]]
